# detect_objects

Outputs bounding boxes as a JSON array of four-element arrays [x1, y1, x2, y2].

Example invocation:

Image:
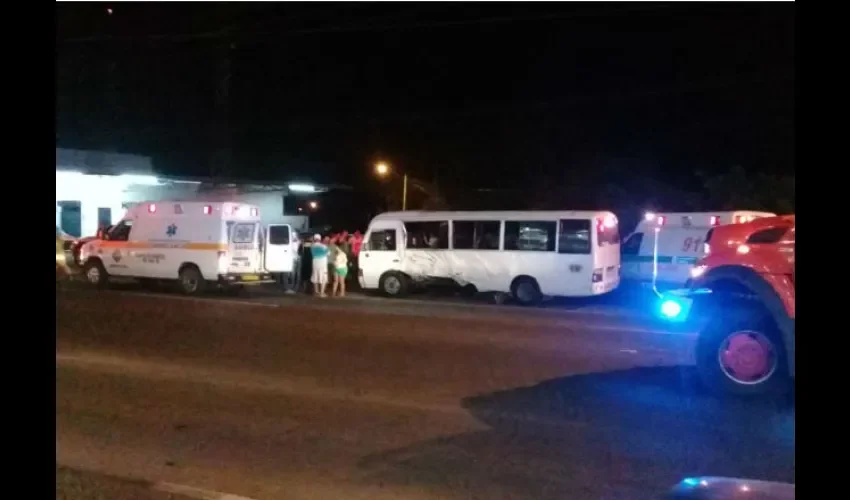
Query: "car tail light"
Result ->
[[592, 268, 603, 283], [710, 215, 719, 226]]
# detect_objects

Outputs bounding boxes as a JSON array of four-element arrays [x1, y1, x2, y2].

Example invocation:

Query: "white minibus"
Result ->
[[359, 210, 621, 305]]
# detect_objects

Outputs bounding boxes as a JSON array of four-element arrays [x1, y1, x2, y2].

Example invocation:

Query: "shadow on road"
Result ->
[[358, 366, 794, 500]]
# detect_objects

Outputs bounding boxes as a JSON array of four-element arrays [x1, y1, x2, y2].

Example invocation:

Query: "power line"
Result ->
[[232, 71, 794, 127]]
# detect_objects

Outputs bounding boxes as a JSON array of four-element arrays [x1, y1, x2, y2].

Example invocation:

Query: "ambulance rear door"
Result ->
[[227, 221, 262, 274], [264, 224, 294, 273]]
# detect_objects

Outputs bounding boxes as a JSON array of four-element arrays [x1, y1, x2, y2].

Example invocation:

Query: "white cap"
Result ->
[[313, 233, 321, 241]]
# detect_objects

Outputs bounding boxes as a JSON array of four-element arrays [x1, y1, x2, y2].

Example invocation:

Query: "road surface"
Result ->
[[56, 288, 795, 500]]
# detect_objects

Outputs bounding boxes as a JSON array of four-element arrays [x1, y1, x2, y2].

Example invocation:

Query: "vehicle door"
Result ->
[[359, 221, 404, 289], [227, 221, 261, 274], [264, 224, 294, 273], [102, 219, 135, 277]]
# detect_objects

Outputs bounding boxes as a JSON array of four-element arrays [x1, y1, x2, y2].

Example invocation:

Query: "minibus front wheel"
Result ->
[[379, 271, 409, 298]]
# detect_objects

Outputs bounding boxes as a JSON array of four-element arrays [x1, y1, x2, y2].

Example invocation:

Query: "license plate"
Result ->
[[241, 274, 259, 281]]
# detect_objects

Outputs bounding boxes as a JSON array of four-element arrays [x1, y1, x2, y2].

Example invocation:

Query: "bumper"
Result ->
[[218, 272, 275, 285]]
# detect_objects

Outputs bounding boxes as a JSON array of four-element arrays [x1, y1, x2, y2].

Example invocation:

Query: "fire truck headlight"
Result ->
[[690, 265, 707, 279]]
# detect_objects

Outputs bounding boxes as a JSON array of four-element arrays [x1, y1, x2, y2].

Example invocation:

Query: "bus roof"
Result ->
[[371, 210, 616, 222]]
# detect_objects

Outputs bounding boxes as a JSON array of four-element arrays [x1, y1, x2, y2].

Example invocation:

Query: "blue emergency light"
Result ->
[[656, 288, 711, 323], [660, 299, 683, 318]]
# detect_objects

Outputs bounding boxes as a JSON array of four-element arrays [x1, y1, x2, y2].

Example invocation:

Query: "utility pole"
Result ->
[[103, 57, 119, 151], [102, 8, 119, 152], [210, 41, 233, 180]]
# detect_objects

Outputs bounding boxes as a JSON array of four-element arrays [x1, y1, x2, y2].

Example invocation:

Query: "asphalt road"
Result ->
[[56, 288, 795, 500]]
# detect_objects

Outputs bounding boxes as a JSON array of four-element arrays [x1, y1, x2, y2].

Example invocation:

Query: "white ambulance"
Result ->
[[78, 201, 297, 294], [621, 211, 775, 290]]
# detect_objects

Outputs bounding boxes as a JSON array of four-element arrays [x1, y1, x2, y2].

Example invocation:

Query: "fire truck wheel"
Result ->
[[696, 309, 790, 397]]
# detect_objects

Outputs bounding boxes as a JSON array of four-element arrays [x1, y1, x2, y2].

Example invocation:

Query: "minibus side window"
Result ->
[[452, 221, 500, 250], [557, 219, 591, 254], [366, 230, 397, 251], [405, 221, 449, 249], [504, 221, 556, 252]]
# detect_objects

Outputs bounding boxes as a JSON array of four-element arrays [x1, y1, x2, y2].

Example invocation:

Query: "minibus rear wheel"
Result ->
[[511, 276, 542, 306]]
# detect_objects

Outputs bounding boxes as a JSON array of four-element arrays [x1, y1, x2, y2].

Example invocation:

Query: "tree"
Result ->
[[698, 165, 795, 214]]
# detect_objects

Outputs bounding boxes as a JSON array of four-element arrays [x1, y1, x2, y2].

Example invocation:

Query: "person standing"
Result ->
[[310, 234, 329, 297], [286, 233, 302, 294], [349, 231, 364, 291], [299, 236, 313, 293], [331, 243, 349, 297]]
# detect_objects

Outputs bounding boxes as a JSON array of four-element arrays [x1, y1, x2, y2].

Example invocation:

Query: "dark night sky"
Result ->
[[56, 2, 794, 226]]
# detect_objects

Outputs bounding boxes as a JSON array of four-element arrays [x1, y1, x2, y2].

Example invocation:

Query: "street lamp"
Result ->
[[374, 161, 408, 211], [308, 200, 318, 210]]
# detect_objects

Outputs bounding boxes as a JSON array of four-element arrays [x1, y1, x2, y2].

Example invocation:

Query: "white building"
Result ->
[[56, 148, 320, 237]]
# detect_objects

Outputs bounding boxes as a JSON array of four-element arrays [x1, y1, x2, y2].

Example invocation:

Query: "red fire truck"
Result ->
[[657, 215, 795, 396]]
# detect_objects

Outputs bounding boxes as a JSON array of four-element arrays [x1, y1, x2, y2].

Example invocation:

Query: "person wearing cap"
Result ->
[[310, 233, 329, 297]]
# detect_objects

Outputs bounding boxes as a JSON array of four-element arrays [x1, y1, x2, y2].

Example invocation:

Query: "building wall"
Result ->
[[57, 172, 309, 237], [56, 172, 130, 236], [56, 148, 310, 236]]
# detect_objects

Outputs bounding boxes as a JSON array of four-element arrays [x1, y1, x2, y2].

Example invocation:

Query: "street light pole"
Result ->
[[375, 162, 409, 211], [402, 173, 408, 211]]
